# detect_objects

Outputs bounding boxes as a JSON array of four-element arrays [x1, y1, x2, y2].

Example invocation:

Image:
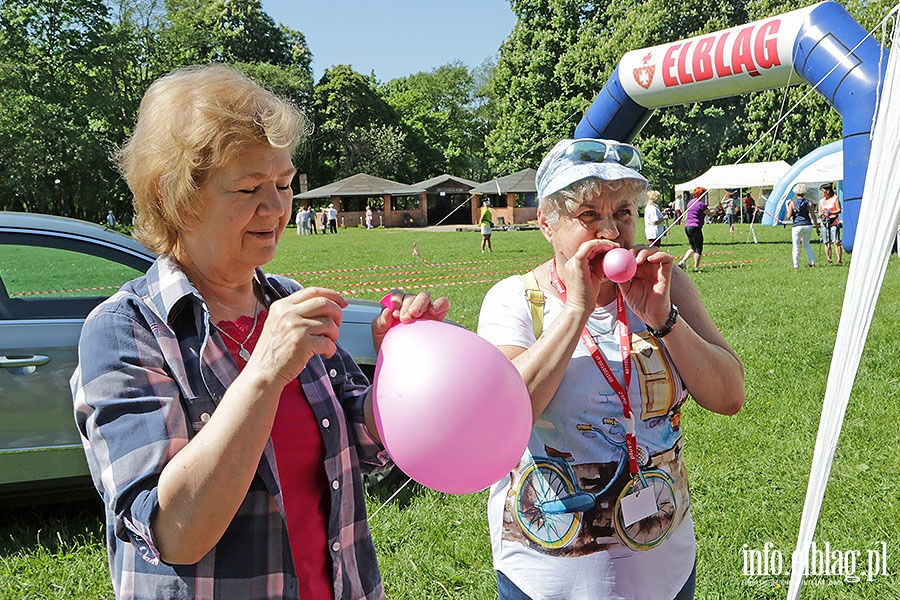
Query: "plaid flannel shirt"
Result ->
[[72, 256, 389, 599]]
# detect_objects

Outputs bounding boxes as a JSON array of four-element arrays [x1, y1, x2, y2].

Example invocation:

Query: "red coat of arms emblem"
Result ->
[[633, 65, 655, 89]]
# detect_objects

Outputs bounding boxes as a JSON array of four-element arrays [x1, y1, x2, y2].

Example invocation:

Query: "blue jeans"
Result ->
[[497, 558, 697, 600]]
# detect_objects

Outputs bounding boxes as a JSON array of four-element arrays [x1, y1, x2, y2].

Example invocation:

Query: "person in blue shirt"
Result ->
[[785, 183, 819, 268]]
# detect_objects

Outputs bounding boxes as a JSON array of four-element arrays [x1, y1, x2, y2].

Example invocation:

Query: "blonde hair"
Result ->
[[646, 190, 661, 204], [116, 64, 309, 255], [540, 177, 648, 225]]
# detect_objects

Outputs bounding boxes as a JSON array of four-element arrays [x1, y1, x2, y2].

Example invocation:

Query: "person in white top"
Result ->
[[295, 207, 304, 235], [327, 203, 338, 233], [643, 190, 666, 247], [477, 138, 745, 600], [673, 193, 685, 222]]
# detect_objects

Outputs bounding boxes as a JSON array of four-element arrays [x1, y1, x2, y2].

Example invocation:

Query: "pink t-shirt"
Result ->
[[217, 311, 333, 599], [820, 197, 841, 224]]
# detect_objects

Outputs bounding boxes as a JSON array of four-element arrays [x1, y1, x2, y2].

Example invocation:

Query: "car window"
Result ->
[[0, 244, 144, 320]]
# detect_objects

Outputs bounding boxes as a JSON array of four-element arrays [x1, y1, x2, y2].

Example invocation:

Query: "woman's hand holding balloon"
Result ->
[[370, 291, 529, 494], [561, 239, 619, 316], [249, 287, 348, 386], [372, 290, 450, 352], [619, 246, 675, 331]]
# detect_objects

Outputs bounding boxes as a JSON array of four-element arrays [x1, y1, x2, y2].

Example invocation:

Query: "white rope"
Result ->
[[432, 193, 476, 228], [786, 6, 900, 598], [367, 475, 415, 521]]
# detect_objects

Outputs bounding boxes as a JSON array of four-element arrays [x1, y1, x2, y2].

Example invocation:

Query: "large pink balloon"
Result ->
[[372, 320, 532, 494]]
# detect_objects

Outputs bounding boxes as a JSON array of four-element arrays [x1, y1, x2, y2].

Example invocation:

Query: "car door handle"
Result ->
[[0, 355, 52, 369]]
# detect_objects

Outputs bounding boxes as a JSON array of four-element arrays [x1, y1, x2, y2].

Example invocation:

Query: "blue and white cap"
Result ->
[[536, 138, 647, 200]]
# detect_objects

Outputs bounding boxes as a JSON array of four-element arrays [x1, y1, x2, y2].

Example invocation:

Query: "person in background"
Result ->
[[721, 190, 735, 233], [295, 206, 304, 235], [106, 210, 117, 229], [678, 187, 717, 272], [477, 137, 744, 600], [785, 182, 818, 268], [480, 200, 494, 253], [644, 190, 666, 247], [321, 206, 329, 233], [308, 206, 318, 235], [303, 206, 312, 235], [673, 193, 685, 223], [743, 191, 756, 223], [328, 203, 338, 234], [365, 205, 373, 230], [72, 64, 449, 600], [818, 182, 843, 265]]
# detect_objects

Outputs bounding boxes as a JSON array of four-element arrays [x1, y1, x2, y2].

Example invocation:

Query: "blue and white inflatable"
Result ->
[[574, 1, 889, 251], [765, 139, 843, 224]]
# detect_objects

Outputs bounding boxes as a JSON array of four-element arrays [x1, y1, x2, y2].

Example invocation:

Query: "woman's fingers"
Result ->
[[249, 288, 348, 383]]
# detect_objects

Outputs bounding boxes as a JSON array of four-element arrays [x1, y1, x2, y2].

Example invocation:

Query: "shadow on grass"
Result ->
[[0, 497, 105, 557], [365, 465, 424, 508]]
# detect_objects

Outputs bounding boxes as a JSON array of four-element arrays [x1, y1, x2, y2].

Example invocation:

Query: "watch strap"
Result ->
[[647, 304, 678, 338]]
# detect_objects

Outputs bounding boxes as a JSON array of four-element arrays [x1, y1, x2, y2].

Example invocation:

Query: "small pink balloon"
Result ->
[[372, 320, 531, 494], [603, 248, 637, 283]]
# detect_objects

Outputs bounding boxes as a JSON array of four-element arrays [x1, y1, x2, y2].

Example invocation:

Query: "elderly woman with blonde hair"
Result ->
[[72, 64, 448, 600]]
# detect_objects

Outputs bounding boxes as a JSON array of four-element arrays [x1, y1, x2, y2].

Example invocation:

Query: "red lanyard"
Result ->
[[549, 259, 641, 476]]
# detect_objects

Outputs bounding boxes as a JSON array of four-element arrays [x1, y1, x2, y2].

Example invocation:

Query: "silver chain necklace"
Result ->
[[212, 297, 260, 361]]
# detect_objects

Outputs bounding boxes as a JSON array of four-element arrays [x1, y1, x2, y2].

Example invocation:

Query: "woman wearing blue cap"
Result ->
[[477, 139, 745, 600]]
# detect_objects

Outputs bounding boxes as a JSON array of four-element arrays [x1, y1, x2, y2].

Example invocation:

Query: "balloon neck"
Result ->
[[379, 293, 403, 329]]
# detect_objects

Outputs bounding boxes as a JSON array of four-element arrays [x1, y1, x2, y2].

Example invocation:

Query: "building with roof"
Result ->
[[295, 170, 540, 229], [469, 168, 539, 227], [294, 173, 426, 228], [411, 174, 480, 226]]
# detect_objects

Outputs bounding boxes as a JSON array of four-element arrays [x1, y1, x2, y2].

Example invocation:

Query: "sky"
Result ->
[[260, 0, 517, 83]]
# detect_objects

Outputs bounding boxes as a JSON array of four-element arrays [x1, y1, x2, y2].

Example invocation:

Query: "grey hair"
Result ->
[[540, 178, 648, 225]]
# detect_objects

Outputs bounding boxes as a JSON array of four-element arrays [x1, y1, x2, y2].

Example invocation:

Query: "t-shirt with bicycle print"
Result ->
[[478, 275, 696, 600]]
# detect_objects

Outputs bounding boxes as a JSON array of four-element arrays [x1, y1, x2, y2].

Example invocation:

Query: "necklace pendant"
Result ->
[[238, 347, 251, 361]]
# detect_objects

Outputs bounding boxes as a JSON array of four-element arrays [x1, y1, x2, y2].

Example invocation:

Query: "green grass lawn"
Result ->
[[3, 221, 899, 599]]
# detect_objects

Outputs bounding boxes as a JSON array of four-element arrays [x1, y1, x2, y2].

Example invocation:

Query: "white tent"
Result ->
[[674, 160, 791, 192]]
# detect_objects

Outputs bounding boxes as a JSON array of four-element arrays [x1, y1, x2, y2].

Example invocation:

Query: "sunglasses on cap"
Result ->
[[558, 138, 642, 171]]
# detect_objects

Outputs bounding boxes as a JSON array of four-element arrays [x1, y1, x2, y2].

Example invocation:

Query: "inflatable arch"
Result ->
[[574, 1, 889, 252]]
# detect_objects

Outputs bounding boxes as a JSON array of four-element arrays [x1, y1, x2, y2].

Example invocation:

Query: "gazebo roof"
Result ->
[[412, 174, 481, 190], [295, 173, 425, 199], [470, 168, 537, 194]]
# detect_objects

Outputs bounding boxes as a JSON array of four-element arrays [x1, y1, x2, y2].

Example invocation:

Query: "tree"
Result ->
[[380, 62, 486, 180], [0, 0, 136, 219], [159, 0, 303, 67], [0, 0, 315, 222], [159, 0, 314, 111], [487, 0, 588, 174], [306, 65, 414, 186]]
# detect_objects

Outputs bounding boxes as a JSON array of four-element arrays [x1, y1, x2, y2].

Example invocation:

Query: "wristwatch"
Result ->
[[647, 305, 679, 338]]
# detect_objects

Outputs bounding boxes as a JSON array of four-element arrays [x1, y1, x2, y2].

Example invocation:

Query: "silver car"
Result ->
[[0, 211, 383, 503]]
